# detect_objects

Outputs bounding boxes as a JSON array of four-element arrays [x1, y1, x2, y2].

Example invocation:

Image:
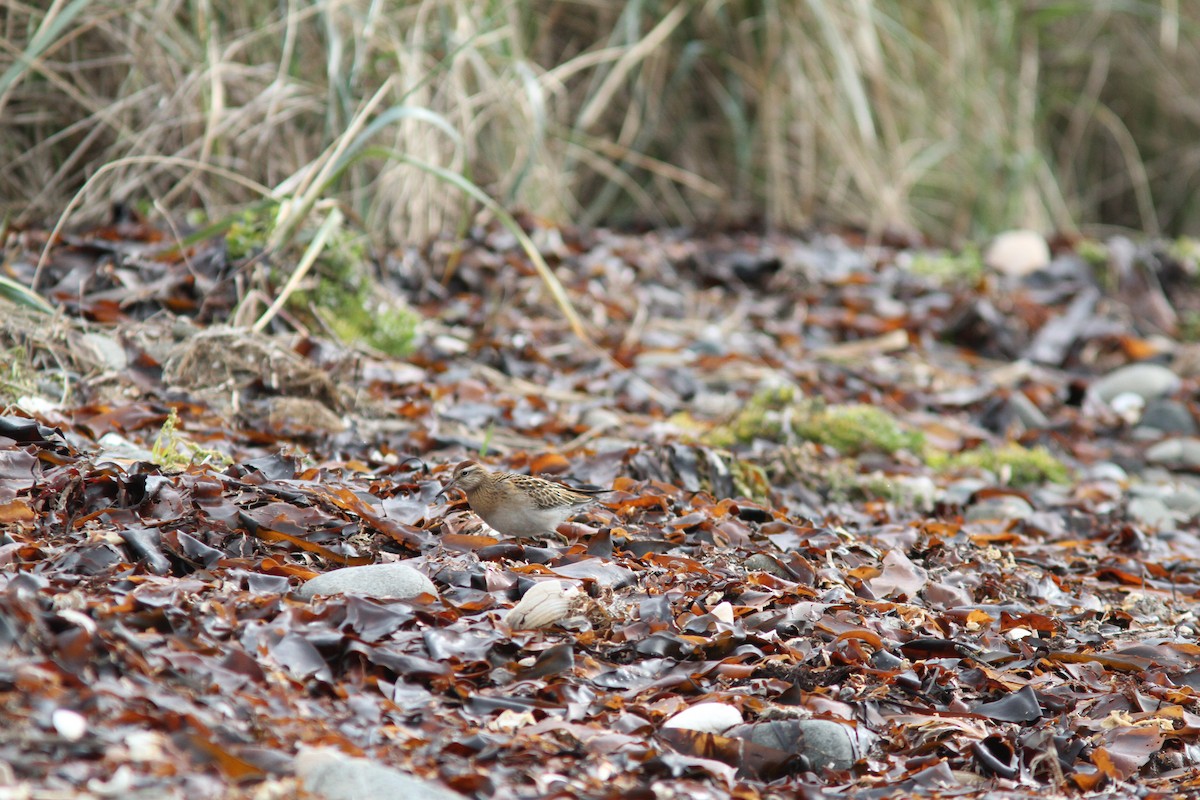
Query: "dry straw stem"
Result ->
[[251, 202, 344, 334], [3, 2, 1200, 250], [268, 75, 398, 253]]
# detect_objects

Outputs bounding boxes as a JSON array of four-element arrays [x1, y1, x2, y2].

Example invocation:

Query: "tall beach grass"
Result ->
[[2, 0, 1198, 245]]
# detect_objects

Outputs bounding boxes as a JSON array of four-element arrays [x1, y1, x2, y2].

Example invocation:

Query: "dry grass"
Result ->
[[1, 0, 1198, 245]]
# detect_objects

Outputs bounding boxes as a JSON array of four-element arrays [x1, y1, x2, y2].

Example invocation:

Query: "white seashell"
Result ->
[[662, 702, 744, 734], [1109, 391, 1145, 424], [52, 708, 87, 741], [504, 580, 583, 629]]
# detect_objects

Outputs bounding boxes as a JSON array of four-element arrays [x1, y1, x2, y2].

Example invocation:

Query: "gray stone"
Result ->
[[295, 747, 464, 800], [1127, 482, 1171, 500], [635, 349, 696, 369], [1085, 462, 1128, 483], [1090, 363, 1181, 404], [1140, 466, 1179, 485], [1145, 438, 1200, 470], [744, 553, 792, 580], [729, 719, 875, 772], [692, 390, 742, 418], [1008, 392, 1050, 429], [1137, 398, 1197, 436], [297, 563, 437, 600], [1029, 485, 1070, 509], [1128, 496, 1177, 529], [965, 495, 1034, 523], [1163, 485, 1200, 518], [942, 479, 988, 506]]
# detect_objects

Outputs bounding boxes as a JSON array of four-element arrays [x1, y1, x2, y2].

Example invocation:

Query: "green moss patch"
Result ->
[[795, 403, 924, 456], [707, 388, 922, 457], [928, 441, 1069, 486]]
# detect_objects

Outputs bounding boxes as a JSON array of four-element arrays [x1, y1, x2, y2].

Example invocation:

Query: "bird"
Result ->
[[435, 460, 608, 544]]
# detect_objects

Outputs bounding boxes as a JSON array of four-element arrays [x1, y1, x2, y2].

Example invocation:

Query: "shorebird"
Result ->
[[435, 460, 607, 544]]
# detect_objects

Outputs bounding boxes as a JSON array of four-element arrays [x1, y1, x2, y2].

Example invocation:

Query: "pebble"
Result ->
[[663, 702, 744, 734], [744, 553, 792, 580], [297, 563, 437, 600], [1090, 363, 1181, 404], [1136, 398, 1197, 437], [1127, 496, 1177, 529], [965, 495, 1034, 523], [1145, 438, 1200, 470], [295, 747, 464, 800], [431, 334, 469, 355], [942, 479, 989, 506], [727, 719, 875, 772], [1085, 462, 1128, 483], [1008, 392, 1050, 429], [581, 407, 623, 432], [1164, 485, 1200, 517], [52, 708, 87, 741]]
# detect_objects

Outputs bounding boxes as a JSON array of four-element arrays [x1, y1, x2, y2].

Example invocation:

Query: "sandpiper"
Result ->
[[435, 460, 607, 544]]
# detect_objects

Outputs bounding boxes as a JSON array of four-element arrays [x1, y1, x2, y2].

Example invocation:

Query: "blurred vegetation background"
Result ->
[[2, 0, 1198, 245]]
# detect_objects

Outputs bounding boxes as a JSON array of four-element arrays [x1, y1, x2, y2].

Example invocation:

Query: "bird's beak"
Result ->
[[434, 478, 456, 502]]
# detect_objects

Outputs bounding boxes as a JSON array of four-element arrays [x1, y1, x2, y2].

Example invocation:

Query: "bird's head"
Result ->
[[435, 460, 488, 499]]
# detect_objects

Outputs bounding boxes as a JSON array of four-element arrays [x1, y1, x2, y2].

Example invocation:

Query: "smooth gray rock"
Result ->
[[296, 747, 463, 800], [1090, 363, 1181, 404], [1137, 398, 1197, 436], [942, 479, 988, 506], [1085, 462, 1128, 483], [965, 495, 1034, 523], [1127, 496, 1177, 529], [1145, 438, 1200, 470], [1127, 483, 1172, 500], [744, 553, 792, 580], [1009, 392, 1050, 429], [297, 563, 436, 600], [1164, 485, 1200, 517], [728, 719, 875, 772]]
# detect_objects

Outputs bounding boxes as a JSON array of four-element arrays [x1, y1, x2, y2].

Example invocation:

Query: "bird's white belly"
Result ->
[[480, 504, 573, 537]]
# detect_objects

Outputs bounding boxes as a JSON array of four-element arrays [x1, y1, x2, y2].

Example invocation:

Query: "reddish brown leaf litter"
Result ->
[[4, 222, 1200, 797]]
